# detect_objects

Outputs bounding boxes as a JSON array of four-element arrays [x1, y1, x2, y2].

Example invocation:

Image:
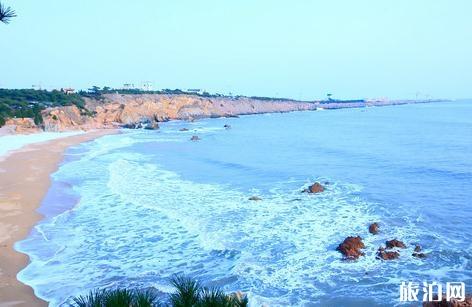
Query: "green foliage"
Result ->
[[197, 288, 234, 307], [72, 289, 106, 307], [70, 276, 248, 307], [71, 288, 161, 307], [170, 275, 202, 307], [169, 275, 248, 307], [0, 89, 87, 127]]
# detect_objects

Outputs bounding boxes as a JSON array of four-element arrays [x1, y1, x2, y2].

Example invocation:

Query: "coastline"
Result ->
[[0, 129, 118, 306]]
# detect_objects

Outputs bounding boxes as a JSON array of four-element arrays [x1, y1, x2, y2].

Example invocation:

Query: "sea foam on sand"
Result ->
[[0, 131, 84, 159]]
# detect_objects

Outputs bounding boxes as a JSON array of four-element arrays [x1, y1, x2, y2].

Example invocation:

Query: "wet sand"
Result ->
[[0, 129, 117, 306]]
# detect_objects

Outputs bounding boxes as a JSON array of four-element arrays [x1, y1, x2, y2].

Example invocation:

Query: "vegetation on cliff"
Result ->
[[70, 275, 248, 307], [0, 89, 86, 127]]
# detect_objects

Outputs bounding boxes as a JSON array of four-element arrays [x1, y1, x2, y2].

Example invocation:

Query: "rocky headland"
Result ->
[[1, 93, 447, 134]]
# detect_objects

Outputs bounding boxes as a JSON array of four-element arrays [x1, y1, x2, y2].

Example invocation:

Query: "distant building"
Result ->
[[142, 82, 153, 92], [123, 83, 135, 90], [186, 88, 203, 94], [61, 88, 75, 95]]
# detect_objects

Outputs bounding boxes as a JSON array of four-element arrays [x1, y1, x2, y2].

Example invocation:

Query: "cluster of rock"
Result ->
[[337, 223, 428, 261]]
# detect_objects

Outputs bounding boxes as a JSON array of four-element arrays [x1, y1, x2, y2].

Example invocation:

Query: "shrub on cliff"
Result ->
[[0, 89, 87, 127]]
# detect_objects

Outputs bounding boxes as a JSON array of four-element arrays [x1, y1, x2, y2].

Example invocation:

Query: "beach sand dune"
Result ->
[[0, 129, 117, 306]]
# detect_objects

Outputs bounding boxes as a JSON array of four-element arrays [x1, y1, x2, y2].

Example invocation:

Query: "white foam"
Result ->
[[0, 131, 83, 159]]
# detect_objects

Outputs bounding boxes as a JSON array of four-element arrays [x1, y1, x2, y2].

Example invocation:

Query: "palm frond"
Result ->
[[134, 289, 161, 307], [103, 288, 134, 307], [0, 2, 16, 24], [71, 289, 106, 307], [169, 275, 202, 307], [196, 287, 233, 307]]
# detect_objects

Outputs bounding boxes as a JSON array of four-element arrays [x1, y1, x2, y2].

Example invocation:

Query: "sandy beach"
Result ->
[[0, 129, 117, 306]]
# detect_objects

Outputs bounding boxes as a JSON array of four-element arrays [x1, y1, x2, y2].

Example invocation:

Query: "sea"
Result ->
[[16, 100, 472, 306]]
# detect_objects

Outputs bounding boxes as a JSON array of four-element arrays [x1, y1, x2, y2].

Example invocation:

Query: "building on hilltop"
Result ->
[[186, 88, 203, 94], [123, 83, 135, 90], [61, 88, 75, 95], [142, 81, 153, 92]]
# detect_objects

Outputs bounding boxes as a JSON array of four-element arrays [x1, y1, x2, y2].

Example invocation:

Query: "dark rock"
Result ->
[[190, 135, 201, 141], [376, 247, 400, 260], [336, 236, 365, 260], [249, 196, 262, 201], [179, 128, 189, 131], [412, 244, 427, 259], [144, 121, 159, 130], [368, 223, 379, 235], [303, 182, 325, 194], [122, 118, 159, 130], [386, 239, 406, 249], [224, 114, 239, 118], [224, 124, 231, 129], [423, 294, 472, 307]]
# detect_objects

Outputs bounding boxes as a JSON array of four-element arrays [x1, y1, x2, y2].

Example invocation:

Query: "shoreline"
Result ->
[[0, 129, 118, 306]]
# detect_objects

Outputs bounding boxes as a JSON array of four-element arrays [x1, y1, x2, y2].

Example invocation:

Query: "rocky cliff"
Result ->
[[40, 94, 319, 132]]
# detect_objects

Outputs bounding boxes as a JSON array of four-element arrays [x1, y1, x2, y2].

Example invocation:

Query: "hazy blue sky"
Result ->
[[1, 0, 471, 99]]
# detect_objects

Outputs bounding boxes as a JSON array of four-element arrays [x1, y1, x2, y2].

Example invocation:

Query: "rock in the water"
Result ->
[[423, 295, 472, 307], [386, 239, 406, 249], [376, 247, 400, 260], [337, 236, 365, 260], [249, 196, 262, 201], [224, 124, 231, 129], [369, 223, 379, 235], [122, 118, 159, 130], [144, 121, 159, 130], [303, 182, 325, 194], [190, 135, 201, 141], [179, 128, 189, 131], [412, 244, 427, 259]]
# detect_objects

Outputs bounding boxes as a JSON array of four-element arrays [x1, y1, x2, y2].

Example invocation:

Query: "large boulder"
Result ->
[[412, 245, 427, 259], [386, 239, 406, 249], [423, 295, 472, 307], [337, 236, 365, 260], [376, 247, 400, 260], [303, 182, 325, 194], [122, 118, 159, 130], [369, 223, 379, 235]]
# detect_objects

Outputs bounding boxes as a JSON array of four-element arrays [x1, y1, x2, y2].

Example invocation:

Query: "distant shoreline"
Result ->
[[1, 91, 451, 135]]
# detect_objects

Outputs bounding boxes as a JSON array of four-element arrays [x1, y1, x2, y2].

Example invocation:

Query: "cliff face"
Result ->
[[40, 94, 318, 132]]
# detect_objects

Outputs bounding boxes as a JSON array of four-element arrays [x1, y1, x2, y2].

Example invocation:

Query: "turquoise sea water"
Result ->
[[16, 101, 472, 306]]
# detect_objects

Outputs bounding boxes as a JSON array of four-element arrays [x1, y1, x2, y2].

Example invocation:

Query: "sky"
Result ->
[[1, 0, 471, 100]]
